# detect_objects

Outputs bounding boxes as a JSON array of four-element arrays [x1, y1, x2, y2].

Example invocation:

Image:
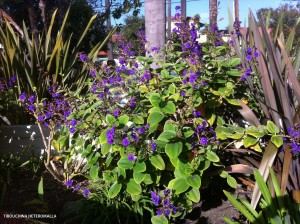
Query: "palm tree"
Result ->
[[145, 0, 166, 54], [209, 0, 218, 28]]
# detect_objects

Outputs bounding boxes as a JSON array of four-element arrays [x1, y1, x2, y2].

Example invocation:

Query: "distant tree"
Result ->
[[257, 3, 300, 54], [121, 15, 144, 54]]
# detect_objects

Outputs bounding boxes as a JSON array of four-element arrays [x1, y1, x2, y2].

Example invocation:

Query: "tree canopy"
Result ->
[[257, 3, 300, 54]]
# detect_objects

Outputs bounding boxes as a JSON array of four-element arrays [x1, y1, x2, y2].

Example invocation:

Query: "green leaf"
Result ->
[[147, 112, 164, 126], [243, 136, 258, 147], [164, 121, 176, 132], [266, 121, 279, 134], [165, 142, 182, 159], [99, 129, 108, 144], [126, 179, 142, 195], [186, 187, 200, 203], [227, 69, 242, 76], [38, 177, 44, 200], [133, 172, 146, 184], [168, 83, 176, 94], [106, 114, 116, 125], [89, 165, 99, 180], [161, 101, 176, 114], [186, 175, 201, 188], [151, 215, 168, 224], [150, 155, 165, 170], [173, 178, 189, 194], [133, 161, 146, 173], [157, 130, 177, 141], [229, 58, 241, 67], [117, 158, 134, 169], [225, 98, 240, 106], [101, 143, 111, 155], [271, 136, 283, 148], [160, 69, 170, 78], [118, 115, 129, 126], [227, 175, 237, 188], [182, 127, 194, 138], [206, 151, 220, 162], [149, 93, 161, 107], [133, 115, 144, 124], [108, 182, 122, 198]]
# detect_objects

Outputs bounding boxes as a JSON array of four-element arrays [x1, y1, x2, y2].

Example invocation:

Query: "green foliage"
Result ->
[[224, 168, 300, 224]]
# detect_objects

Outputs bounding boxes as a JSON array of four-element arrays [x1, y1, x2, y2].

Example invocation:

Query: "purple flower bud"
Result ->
[[122, 137, 130, 147], [70, 119, 77, 126], [19, 93, 26, 101], [66, 180, 73, 187], [127, 153, 135, 162], [151, 142, 157, 151], [83, 188, 90, 196], [200, 137, 208, 145], [90, 69, 96, 77], [113, 109, 119, 117]]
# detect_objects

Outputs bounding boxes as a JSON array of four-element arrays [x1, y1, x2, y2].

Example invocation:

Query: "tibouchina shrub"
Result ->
[[20, 6, 286, 223]]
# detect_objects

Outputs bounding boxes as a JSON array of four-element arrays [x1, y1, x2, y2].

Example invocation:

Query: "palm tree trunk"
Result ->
[[145, 0, 166, 54], [24, 0, 38, 42], [209, 0, 218, 28]]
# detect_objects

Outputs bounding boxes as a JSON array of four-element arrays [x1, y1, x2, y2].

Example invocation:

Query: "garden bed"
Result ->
[[1, 168, 243, 224]]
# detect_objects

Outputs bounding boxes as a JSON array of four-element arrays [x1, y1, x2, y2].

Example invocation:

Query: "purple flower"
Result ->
[[151, 191, 160, 205], [164, 199, 170, 205], [189, 73, 197, 84], [127, 154, 135, 162], [79, 53, 88, 62], [83, 188, 90, 196], [247, 47, 252, 54], [246, 55, 252, 61], [70, 127, 76, 134], [19, 93, 26, 101], [70, 119, 77, 126], [180, 91, 185, 96], [151, 142, 157, 151], [98, 93, 105, 99], [90, 69, 96, 77], [164, 209, 171, 217], [164, 189, 170, 195], [201, 80, 208, 86], [200, 137, 208, 145], [192, 110, 201, 118], [138, 127, 145, 134], [106, 128, 115, 145], [156, 208, 162, 216], [66, 180, 73, 187], [113, 109, 119, 117], [119, 58, 126, 65], [28, 104, 35, 111], [254, 51, 259, 58], [122, 137, 130, 147], [45, 111, 52, 119], [152, 46, 159, 52], [109, 77, 114, 84], [134, 62, 138, 68], [29, 94, 36, 104], [229, 39, 234, 45], [245, 68, 252, 76], [175, 5, 181, 11], [38, 115, 44, 122]]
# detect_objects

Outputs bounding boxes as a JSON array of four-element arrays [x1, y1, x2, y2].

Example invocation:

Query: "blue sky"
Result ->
[[111, 0, 298, 29]]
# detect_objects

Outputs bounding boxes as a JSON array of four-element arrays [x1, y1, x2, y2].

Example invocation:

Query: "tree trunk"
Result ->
[[181, 0, 186, 22], [24, 0, 38, 42], [145, 0, 166, 54], [234, 0, 239, 22], [209, 0, 218, 28]]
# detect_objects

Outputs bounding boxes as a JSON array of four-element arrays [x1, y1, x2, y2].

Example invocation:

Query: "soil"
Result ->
[[1, 168, 244, 224]]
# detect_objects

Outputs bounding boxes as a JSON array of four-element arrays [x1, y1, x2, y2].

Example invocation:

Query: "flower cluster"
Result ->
[[151, 189, 177, 217], [287, 126, 300, 155], [65, 179, 90, 197]]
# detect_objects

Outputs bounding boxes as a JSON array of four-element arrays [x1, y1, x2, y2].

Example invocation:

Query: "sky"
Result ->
[[111, 0, 299, 29]]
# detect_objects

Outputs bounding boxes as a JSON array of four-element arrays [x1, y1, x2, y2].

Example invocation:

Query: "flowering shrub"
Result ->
[[19, 6, 291, 223]]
